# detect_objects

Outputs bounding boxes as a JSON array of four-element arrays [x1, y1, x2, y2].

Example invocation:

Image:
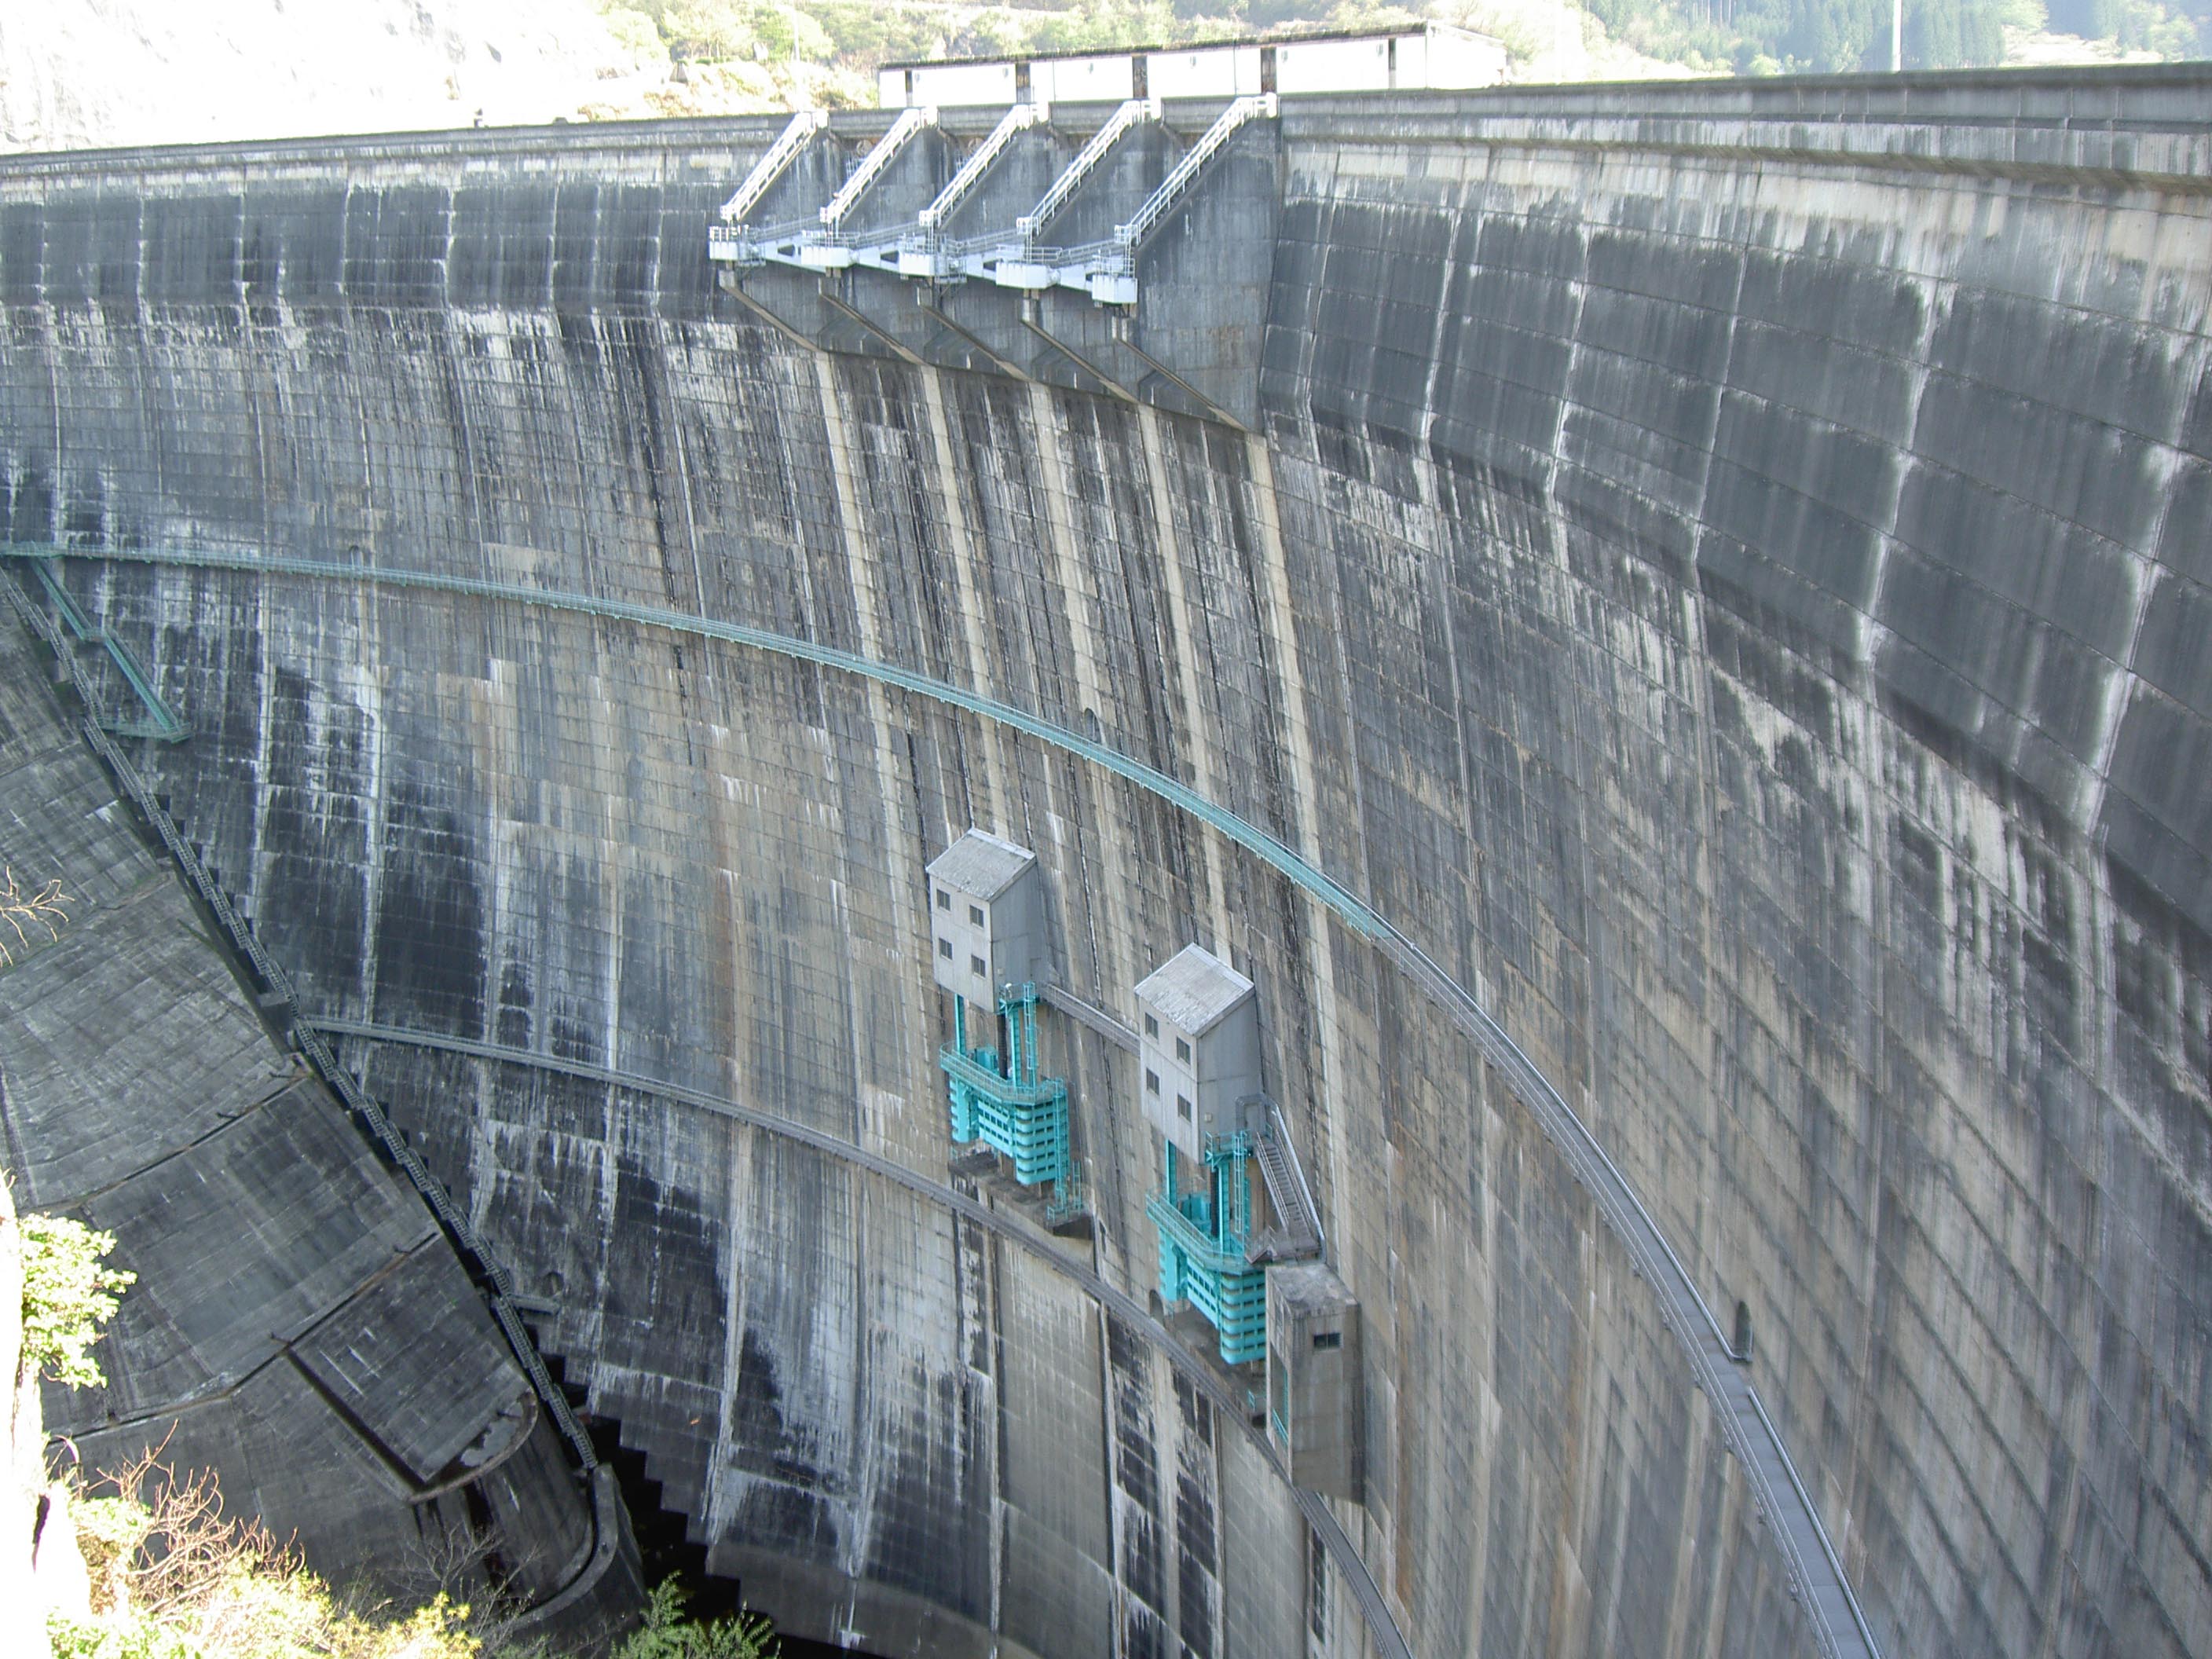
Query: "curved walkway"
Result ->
[[309, 1014, 1412, 1659], [7, 541, 1880, 1659]]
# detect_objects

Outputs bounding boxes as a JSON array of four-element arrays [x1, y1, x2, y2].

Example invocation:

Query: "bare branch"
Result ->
[[0, 865, 71, 966]]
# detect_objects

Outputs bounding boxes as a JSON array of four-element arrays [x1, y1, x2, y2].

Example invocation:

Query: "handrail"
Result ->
[[1751, 1385, 1886, 1658], [720, 108, 828, 224], [1115, 92, 1276, 250], [1038, 983, 1137, 1049], [8, 555, 189, 740], [918, 101, 1046, 231], [9, 541, 1879, 1658], [1377, 917, 1882, 1659], [1145, 1192, 1249, 1276], [306, 1013, 1415, 1659], [1255, 1098, 1324, 1258], [708, 214, 817, 256], [57, 704, 599, 1476], [822, 104, 934, 229], [939, 1041, 1066, 1108], [1016, 97, 1156, 240]]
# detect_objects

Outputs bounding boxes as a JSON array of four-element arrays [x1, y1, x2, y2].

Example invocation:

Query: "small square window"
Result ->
[[937, 938, 952, 958], [1312, 1330, 1342, 1351], [1177, 1095, 1192, 1122], [971, 955, 987, 977], [936, 888, 950, 910], [1144, 1013, 1158, 1038], [968, 903, 984, 926], [1175, 1038, 1191, 1064], [1145, 1069, 1159, 1094]]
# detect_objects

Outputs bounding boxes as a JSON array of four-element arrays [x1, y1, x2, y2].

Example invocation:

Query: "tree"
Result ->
[[19, 1214, 133, 1391], [613, 1580, 778, 1659]]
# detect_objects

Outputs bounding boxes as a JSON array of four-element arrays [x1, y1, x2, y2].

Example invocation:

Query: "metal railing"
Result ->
[[7, 541, 1881, 1658], [1016, 97, 1155, 239], [1115, 92, 1276, 251], [1246, 1098, 1323, 1263], [720, 108, 828, 224], [6, 555, 188, 740], [939, 1041, 1068, 1108], [709, 215, 819, 265], [712, 94, 1276, 304], [1148, 1191, 1247, 1276], [917, 101, 1046, 231], [821, 103, 934, 228], [53, 694, 597, 1474]]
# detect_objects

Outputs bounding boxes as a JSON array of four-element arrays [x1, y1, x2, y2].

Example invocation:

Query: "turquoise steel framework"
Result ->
[[942, 983, 1078, 1214], [5, 558, 188, 741], [0, 544, 1881, 1659], [1147, 1131, 1268, 1366]]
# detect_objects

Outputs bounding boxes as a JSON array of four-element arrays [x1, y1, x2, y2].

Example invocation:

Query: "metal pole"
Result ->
[[1893, 0, 1903, 70]]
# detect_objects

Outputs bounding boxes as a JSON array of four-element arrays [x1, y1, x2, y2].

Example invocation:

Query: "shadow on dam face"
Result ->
[[0, 60, 2208, 1659], [586, 1414, 889, 1659]]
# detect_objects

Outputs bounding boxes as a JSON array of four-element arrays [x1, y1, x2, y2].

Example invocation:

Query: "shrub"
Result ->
[[20, 1211, 133, 1389], [611, 1580, 777, 1659]]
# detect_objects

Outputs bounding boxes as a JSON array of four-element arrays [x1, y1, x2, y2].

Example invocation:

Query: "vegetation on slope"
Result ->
[[46, 1495, 778, 1659], [10, 1187, 770, 1658], [17, 1214, 132, 1391], [1575, 0, 2203, 71], [577, 0, 2204, 119]]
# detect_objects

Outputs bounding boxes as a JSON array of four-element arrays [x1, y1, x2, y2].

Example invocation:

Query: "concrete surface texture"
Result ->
[[0, 63, 2204, 1659], [0, 625, 641, 1643]]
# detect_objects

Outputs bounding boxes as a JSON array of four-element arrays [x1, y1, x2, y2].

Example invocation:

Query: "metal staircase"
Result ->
[[720, 108, 829, 224], [1016, 97, 1156, 240], [709, 93, 1280, 306], [1246, 1100, 1323, 1264], [899, 102, 1049, 280], [1115, 92, 1276, 251], [921, 101, 1047, 231], [821, 104, 936, 229]]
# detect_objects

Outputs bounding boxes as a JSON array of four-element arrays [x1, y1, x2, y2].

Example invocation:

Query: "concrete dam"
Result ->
[[0, 63, 2207, 1659]]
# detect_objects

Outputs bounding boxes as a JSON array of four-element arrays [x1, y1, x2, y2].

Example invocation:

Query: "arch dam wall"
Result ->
[[0, 67, 2206, 1659]]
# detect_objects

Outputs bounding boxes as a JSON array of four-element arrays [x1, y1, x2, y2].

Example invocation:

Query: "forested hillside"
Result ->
[[591, 0, 2206, 108], [1575, 0, 2203, 70], [2, 0, 2199, 156]]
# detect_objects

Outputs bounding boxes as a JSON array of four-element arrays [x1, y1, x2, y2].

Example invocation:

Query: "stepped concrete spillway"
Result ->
[[0, 65, 2207, 1659], [0, 625, 643, 1646]]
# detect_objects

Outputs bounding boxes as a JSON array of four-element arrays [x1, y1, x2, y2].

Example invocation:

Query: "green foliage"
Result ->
[[604, 8, 676, 70], [38, 1461, 776, 1659], [1581, 0, 2202, 68], [612, 1580, 778, 1659], [49, 1577, 484, 1659], [599, 0, 819, 64], [20, 1211, 134, 1389], [593, 0, 2212, 82], [599, 0, 1276, 75], [47, 1613, 198, 1659]]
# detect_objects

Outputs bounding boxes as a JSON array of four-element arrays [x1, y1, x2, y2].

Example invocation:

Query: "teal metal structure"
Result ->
[[8, 552, 189, 742], [1147, 1131, 1268, 1366], [942, 983, 1077, 1210]]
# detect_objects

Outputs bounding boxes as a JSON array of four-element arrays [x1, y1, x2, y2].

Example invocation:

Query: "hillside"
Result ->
[[1, 1, 2201, 174], [0, 0, 639, 152]]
